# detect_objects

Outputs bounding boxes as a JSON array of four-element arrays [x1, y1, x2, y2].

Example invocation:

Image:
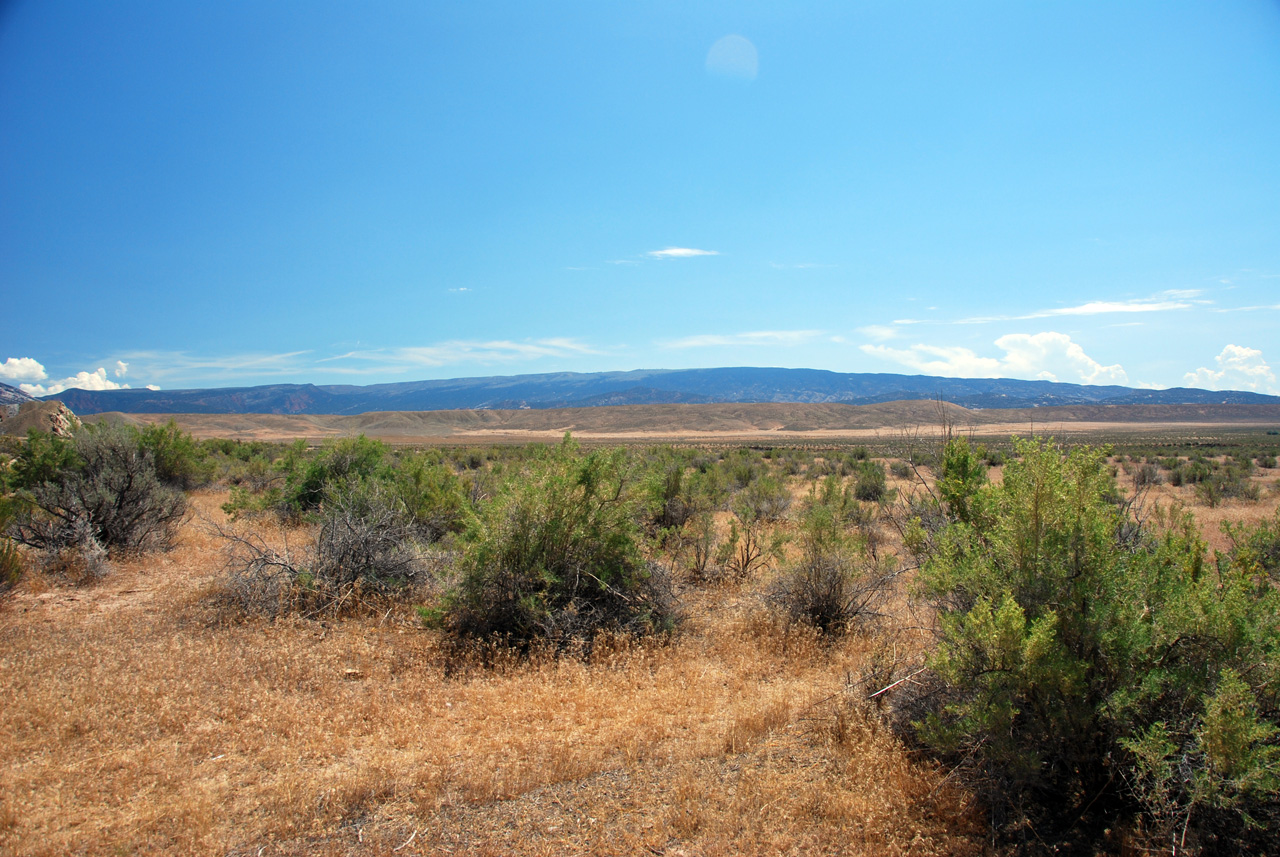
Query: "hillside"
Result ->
[[46, 367, 1280, 416], [97, 400, 1280, 444]]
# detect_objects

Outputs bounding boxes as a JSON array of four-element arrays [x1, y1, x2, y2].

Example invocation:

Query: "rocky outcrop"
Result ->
[[0, 382, 35, 407], [0, 400, 81, 438]]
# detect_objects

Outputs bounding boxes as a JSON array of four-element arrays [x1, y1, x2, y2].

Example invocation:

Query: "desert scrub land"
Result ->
[[1, 425, 1279, 855]]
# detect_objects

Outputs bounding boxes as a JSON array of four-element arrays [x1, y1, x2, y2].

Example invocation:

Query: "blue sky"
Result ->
[[2, 1, 1278, 396]]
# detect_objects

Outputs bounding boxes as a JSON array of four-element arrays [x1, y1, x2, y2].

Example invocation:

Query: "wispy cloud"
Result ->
[[330, 338, 601, 370], [646, 247, 719, 259], [862, 331, 1128, 385], [661, 330, 824, 349], [1185, 345, 1277, 393], [1211, 304, 1280, 313], [115, 350, 314, 382], [956, 295, 1197, 325], [857, 325, 899, 342]]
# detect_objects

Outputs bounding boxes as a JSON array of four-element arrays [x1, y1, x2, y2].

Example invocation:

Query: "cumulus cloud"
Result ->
[[21, 367, 132, 397], [862, 331, 1128, 385], [1184, 345, 1277, 393], [0, 357, 48, 383], [860, 344, 1002, 378], [646, 247, 719, 259], [114, 360, 129, 378], [662, 330, 824, 349]]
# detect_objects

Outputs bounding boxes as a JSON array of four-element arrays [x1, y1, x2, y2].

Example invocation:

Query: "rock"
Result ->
[[0, 382, 35, 407], [0, 400, 82, 438]]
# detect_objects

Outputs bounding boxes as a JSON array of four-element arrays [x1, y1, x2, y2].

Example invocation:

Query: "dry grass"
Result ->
[[4, 459, 1274, 856], [1128, 469, 1280, 554], [0, 492, 981, 856]]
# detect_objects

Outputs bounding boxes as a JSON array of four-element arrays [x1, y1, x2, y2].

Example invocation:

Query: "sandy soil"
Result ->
[[91, 401, 1280, 446]]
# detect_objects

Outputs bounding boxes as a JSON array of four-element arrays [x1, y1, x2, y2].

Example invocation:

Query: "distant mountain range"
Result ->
[[39, 367, 1280, 415]]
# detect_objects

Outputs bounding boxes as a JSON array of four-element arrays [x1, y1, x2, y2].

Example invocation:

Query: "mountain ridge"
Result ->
[[43, 367, 1280, 416]]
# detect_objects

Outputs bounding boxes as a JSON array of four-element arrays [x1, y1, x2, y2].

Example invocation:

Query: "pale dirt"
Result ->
[[94, 400, 1280, 446]]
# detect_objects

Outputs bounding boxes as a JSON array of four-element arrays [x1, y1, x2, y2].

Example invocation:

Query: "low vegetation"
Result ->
[[907, 438, 1280, 852], [2, 421, 1280, 855]]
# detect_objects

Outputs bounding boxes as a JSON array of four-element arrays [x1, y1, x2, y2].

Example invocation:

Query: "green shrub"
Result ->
[[735, 474, 792, 522], [0, 500, 24, 594], [769, 491, 897, 634], [445, 437, 675, 648], [1222, 509, 1280, 581], [852, 460, 888, 502], [220, 480, 427, 618], [139, 420, 214, 489], [906, 437, 1280, 850], [392, 451, 470, 542], [645, 450, 696, 532], [223, 435, 393, 521], [1193, 467, 1260, 507], [9, 429, 80, 490], [813, 473, 868, 528], [0, 539, 22, 594], [674, 508, 720, 584], [8, 423, 186, 557], [283, 435, 391, 516]]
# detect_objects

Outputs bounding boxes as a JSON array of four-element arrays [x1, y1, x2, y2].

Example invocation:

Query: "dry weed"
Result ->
[[0, 490, 983, 856]]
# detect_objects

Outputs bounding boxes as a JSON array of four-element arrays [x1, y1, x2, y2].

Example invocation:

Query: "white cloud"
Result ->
[[117, 350, 313, 381], [861, 344, 1002, 378], [0, 357, 48, 383], [662, 330, 824, 349], [957, 296, 1195, 325], [146, 385, 161, 391], [857, 325, 899, 342], [862, 331, 1128, 385], [114, 360, 129, 378], [21, 367, 132, 397], [646, 247, 719, 259], [330, 338, 601, 370], [994, 332, 1128, 384], [1184, 345, 1277, 393], [1213, 304, 1280, 313]]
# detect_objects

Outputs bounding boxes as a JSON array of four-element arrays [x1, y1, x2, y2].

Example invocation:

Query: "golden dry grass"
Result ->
[[3, 457, 1275, 856], [0, 492, 982, 857]]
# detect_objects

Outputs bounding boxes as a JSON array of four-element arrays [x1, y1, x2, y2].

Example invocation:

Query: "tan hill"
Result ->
[[94, 400, 1280, 444], [0, 400, 81, 438]]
